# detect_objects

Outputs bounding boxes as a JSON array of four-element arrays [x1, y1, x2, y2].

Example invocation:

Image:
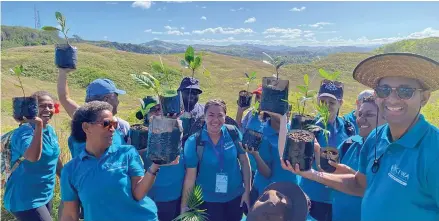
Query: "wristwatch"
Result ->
[[148, 166, 160, 176]]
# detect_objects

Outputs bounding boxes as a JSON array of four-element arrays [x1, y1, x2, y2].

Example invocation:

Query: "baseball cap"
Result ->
[[247, 182, 309, 221], [178, 77, 202, 94], [86, 78, 126, 98], [318, 80, 344, 100], [252, 85, 263, 95]]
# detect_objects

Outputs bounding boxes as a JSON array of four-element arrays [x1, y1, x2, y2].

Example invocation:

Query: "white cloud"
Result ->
[[132, 1, 152, 9], [106, 2, 118, 5], [263, 27, 302, 35], [201, 16, 207, 20], [152, 32, 163, 35], [201, 6, 207, 9], [181, 27, 185, 30], [244, 17, 256, 24], [144, 29, 152, 33], [290, 6, 306, 12], [164, 25, 176, 30], [167, 30, 191, 36], [309, 22, 333, 28], [193, 27, 255, 35], [265, 35, 277, 38], [230, 7, 244, 12]]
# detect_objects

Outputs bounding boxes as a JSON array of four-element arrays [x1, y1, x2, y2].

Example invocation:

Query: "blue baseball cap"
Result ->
[[318, 81, 344, 100], [86, 78, 126, 97], [177, 77, 202, 94]]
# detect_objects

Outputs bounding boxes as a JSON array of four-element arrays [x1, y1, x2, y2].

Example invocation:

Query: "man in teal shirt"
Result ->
[[282, 53, 439, 221]]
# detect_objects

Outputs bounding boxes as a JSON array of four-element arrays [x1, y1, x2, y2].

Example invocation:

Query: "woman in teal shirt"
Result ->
[[4, 91, 63, 221], [181, 99, 251, 221], [61, 101, 177, 221]]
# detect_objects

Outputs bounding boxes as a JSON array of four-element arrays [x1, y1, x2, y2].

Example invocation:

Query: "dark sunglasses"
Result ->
[[375, 85, 423, 100], [90, 119, 118, 130]]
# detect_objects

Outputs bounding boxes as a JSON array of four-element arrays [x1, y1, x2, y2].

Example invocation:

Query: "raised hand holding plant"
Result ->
[[10, 65, 39, 121]]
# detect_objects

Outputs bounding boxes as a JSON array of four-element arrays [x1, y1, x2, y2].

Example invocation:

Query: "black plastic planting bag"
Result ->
[[160, 91, 184, 116], [283, 130, 315, 171], [55, 44, 77, 69], [13, 97, 38, 121], [318, 147, 339, 173], [129, 124, 149, 150], [260, 77, 289, 115], [238, 90, 253, 108], [147, 116, 183, 165]]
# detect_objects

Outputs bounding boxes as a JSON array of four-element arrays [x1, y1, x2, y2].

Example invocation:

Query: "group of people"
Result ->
[[3, 52, 439, 221]]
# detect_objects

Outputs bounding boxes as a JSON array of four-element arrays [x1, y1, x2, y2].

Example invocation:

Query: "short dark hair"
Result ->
[[71, 101, 113, 142], [31, 91, 56, 101], [204, 99, 227, 115]]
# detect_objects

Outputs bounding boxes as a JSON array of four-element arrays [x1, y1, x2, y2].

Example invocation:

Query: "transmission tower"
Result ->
[[34, 5, 41, 29]]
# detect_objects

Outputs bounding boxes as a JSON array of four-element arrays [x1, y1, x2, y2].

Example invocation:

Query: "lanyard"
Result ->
[[209, 137, 225, 172]]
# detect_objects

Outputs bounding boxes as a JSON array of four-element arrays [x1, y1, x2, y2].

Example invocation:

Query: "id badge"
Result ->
[[215, 173, 228, 193]]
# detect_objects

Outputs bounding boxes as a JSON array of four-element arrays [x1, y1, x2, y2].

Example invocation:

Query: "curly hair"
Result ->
[[204, 99, 227, 115], [71, 101, 113, 142]]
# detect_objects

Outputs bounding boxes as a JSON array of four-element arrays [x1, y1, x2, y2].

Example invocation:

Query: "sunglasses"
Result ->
[[90, 119, 118, 130], [375, 85, 423, 100]]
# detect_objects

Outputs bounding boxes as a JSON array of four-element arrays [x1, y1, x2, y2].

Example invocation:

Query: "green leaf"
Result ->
[[304, 74, 309, 86], [193, 56, 201, 70], [296, 85, 307, 94], [185, 46, 195, 63], [307, 90, 317, 97], [65, 28, 70, 35], [250, 71, 257, 79], [131, 74, 153, 89], [319, 68, 330, 79], [146, 73, 160, 89], [244, 72, 250, 79], [55, 12, 63, 22], [41, 26, 60, 31], [262, 52, 274, 62], [276, 60, 286, 70]]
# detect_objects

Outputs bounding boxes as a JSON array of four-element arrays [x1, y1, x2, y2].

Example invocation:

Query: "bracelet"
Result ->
[[148, 166, 160, 176]]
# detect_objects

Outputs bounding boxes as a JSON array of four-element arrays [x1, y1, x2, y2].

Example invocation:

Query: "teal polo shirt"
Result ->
[[184, 125, 246, 203], [68, 129, 125, 159], [300, 116, 350, 204], [4, 124, 60, 212], [253, 121, 276, 195], [359, 115, 439, 221], [332, 135, 363, 221], [144, 152, 185, 202], [61, 145, 158, 221], [242, 113, 264, 172]]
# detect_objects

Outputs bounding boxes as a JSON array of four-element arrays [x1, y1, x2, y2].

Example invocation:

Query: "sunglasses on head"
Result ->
[[321, 79, 344, 88], [375, 84, 423, 100], [90, 119, 118, 130]]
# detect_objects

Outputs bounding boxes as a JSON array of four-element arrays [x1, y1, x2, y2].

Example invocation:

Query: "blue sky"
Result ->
[[2, 1, 439, 46]]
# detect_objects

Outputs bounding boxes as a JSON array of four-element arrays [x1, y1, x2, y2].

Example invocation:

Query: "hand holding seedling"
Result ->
[[155, 156, 180, 167], [165, 111, 184, 119], [327, 161, 356, 175], [243, 144, 259, 156]]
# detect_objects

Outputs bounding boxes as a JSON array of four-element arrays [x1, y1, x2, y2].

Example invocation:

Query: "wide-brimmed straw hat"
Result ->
[[353, 53, 439, 91]]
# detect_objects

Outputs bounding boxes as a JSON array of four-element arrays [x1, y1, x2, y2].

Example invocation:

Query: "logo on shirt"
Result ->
[[224, 141, 234, 150], [388, 164, 409, 186], [102, 161, 127, 171]]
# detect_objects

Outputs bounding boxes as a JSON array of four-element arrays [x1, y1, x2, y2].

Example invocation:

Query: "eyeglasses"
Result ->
[[90, 119, 118, 130], [375, 85, 423, 100]]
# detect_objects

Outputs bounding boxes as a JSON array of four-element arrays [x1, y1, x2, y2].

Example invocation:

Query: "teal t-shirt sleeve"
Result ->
[[13, 125, 34, 156], [427, 157, 439, 207], [235, 127, 245, 155], [127, 147, 145, 177], [60, 164, 79, 202], [184, 136, 198, 168]]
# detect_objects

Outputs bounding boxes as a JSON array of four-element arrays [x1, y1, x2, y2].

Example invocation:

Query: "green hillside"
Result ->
[[375, 37, 439, 60], [1, 25, 61, 49]]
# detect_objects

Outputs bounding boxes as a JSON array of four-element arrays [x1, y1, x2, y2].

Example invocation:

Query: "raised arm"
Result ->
[[57, 68, 80, 118]]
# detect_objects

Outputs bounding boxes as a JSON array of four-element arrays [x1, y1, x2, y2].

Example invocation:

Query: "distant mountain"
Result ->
[[375, 37, 439, 61]]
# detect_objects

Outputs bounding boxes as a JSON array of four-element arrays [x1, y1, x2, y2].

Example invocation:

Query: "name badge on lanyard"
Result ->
[[211, 137, 228, 193]]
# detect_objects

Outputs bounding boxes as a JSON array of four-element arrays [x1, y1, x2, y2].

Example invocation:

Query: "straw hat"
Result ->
[[353, 53, 439, 91]]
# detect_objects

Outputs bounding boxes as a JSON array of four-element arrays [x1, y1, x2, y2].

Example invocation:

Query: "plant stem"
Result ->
[[17, 75, 26, 98]]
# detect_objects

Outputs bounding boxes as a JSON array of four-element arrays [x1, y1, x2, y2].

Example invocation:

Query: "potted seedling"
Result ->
[[129, 98, 158, 151], [283, 129, 315, 171], [42, 12, 77, 69], [173, 185, 207, 221], [10, 65, 38, 122], [180, 46, 210, 136], [283, 74, 318, 130], [315, 102, 339, 173], [260, 52, 289, 115], [153, 56, 184, 116], [238, 72, 257, 108], [241, 101, 263, 151], [131, 72, 183, 165]]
